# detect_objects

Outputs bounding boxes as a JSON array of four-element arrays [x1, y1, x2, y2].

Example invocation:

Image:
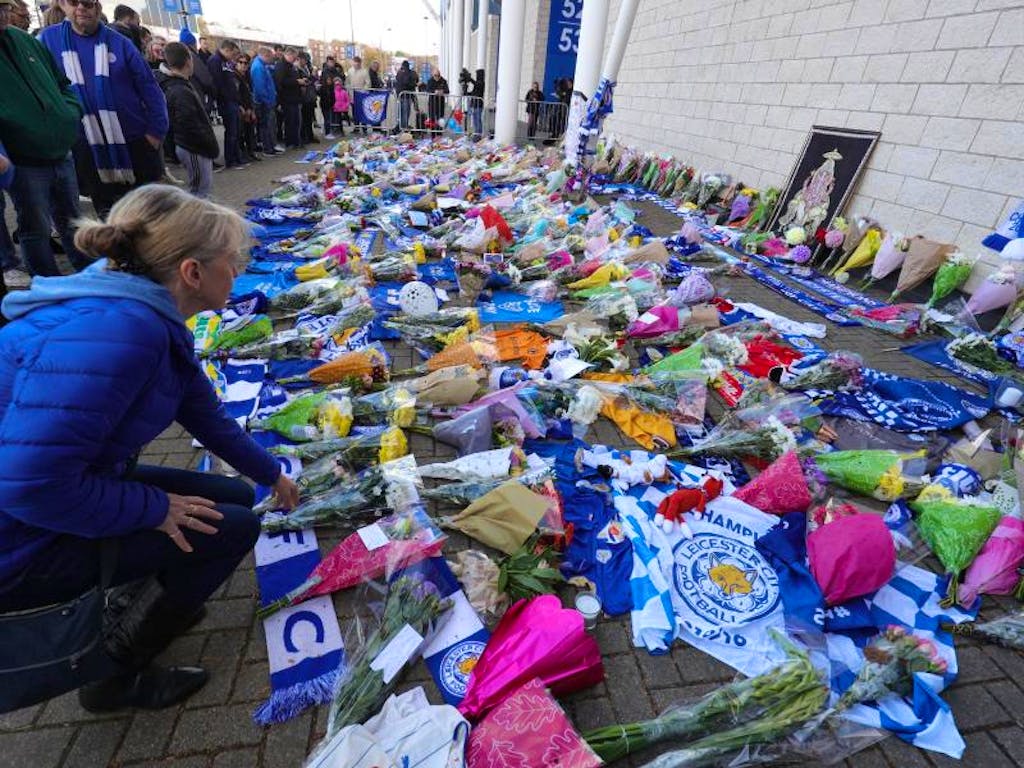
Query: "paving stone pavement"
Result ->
[[2, 141, 1023, 767]]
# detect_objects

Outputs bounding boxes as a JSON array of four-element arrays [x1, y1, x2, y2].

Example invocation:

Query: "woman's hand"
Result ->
[[157, 494, 224, 553], [271, 473, 300, 511]]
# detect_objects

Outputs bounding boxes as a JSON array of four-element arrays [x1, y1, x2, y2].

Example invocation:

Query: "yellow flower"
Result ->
[[316, 397, 353, 439], [608, 228, 620, 242], [413, 242, 426, 264], [916, 483, 952, 503], [389, 388, 417, 427], [465, 309, 480, 333], [875, 465, 906, 501], [295, 259, 331, 281], [378, 426, 409, 463], [740, 187, 758, 197], [371, 187, 382, 197], [629, 236, 642, 248], [441, 324, 470, 348]]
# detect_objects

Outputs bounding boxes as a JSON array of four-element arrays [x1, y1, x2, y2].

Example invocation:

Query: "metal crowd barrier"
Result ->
[[341, 90, 568, 144]]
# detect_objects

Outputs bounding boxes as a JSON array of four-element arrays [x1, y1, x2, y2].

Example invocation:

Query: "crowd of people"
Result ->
[[0, 0, 472, 292]]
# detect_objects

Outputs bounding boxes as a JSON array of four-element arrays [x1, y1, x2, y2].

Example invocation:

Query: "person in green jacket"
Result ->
[[0, 0, 90, 278]]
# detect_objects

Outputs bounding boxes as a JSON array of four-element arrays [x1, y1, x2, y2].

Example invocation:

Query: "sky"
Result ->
[[198, 0, 441, 56]]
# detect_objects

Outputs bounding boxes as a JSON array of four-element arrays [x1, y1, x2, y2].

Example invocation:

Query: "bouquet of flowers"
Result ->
[[250, 390, 353, 442], [258, 468, 385, 530], [268, 425, 408, 467], [204, 315, 272, 355], [960, 265, 1019, 319], [325, 570, 453, 735], [303, 344, 391, 385], [946, 611, 1024, 650], [363, 253, 418, 283], [926, 251, 975, 308], [496, 535, 564, 602], [668, 415, 795, 463], [810, 450, 926, 501], [224, 330, 323, 360], [849, 303, 923, 338], [911, 494, 1001, 605], [582, 636, 824, 762], [353, 386, 419, 427], [781, 352, 863, 392], [946, 333, 1017, 375]]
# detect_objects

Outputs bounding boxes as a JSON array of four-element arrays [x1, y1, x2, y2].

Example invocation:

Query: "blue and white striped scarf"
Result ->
[[57, 23, 134, 184]]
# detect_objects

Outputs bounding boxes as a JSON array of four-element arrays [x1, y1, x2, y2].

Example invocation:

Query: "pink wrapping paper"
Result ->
[[807, 514, 895, 606], [732, 451, 812, 515], [959, 516, 1024, 606], [466, 678, 602, 768], [965, 277, 1018, 316], [458, 595, 604, 721], [626, 305, 681, 338]]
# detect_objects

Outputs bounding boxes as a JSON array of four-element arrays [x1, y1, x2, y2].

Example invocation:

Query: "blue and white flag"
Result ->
[[414, 558, 490, 706], [478, 291, 564, 324], [353, 89, 390, 127], [807, 367, 991, 431], [200, 359, 267, 424], [825, 563, 976, 758]]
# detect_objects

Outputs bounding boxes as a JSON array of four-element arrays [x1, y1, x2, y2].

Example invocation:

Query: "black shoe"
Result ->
[[78, 665, 208, 712], [103, 579, 206, 669]]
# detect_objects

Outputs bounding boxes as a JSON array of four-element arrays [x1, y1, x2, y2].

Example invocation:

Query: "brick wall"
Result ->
[[602, 0, 1023, 269]]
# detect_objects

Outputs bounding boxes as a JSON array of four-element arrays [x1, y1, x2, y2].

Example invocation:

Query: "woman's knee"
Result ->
[[214, 504, 261, 554], [205, 475, 255, 509]]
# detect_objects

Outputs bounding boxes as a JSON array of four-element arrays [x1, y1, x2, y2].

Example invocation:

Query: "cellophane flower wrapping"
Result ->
[[926, 252, 974, 308], [812, 450, 910, 501], [458, 594, 604, 721], [466, 678, 602, 768], [911, 496, 1001, 604], [324, 556, 456, 738], [732, 451, 812, 515], [432, 406, 493, 456], [958, 516, 1024, 605], [807, 514, 895, 606], [964, 268, 1019, 316]]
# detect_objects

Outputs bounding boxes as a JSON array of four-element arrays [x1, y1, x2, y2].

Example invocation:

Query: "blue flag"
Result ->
[[352, 89, 390, 126], [806, 368, 990, 431], [477, 291, 564, 323]]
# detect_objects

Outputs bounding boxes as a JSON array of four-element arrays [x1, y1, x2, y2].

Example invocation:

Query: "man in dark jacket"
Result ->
[[111, 4, 143, 52], [208, 39, 245, 169], [426, 68, 449, 136], [0, 0, 90, 277], [394, 60, 418, 131], [274, 47, 303, 148], [369, 59, 384, 89], [156, 42, 218, 197]]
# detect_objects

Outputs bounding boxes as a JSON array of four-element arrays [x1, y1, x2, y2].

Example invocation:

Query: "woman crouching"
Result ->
[[0, 185, 298, 712]]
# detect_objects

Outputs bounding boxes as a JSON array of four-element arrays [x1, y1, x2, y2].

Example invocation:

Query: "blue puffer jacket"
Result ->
[[0, 261, 280, 592]]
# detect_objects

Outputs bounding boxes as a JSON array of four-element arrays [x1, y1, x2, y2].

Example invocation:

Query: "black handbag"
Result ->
[[0, 543, 121, 713]]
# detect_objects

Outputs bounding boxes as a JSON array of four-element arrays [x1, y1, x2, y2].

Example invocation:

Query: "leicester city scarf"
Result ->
[[806, 367, 990, 431], [57, 22, 134, 184]]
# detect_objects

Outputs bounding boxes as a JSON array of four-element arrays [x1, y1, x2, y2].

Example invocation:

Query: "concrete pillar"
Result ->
[[601, 0, 639, 82], [450, 0, 464, 81], [462, 0, 474, 73], [572, 0, 610, 99], [475, 11, 489, 71], [494, 0, 525, 144]]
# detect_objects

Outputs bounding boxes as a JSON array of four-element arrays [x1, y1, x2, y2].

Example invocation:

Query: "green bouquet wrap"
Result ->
[[926, 253, 974, 309], [813, 449, 924, 501], [911, 496, 1000, 606]]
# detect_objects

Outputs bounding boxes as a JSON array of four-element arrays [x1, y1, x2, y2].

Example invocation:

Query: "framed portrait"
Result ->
[[766, 125, 881, 234]]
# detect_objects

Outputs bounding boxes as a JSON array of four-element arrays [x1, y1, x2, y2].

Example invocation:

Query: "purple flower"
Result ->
[[790, 245, 812, 264], [729, 195, 751, 222]]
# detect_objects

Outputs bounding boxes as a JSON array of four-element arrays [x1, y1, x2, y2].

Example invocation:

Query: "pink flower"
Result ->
[[825, 229, 846, 249], [680, 222, 703, 245]]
